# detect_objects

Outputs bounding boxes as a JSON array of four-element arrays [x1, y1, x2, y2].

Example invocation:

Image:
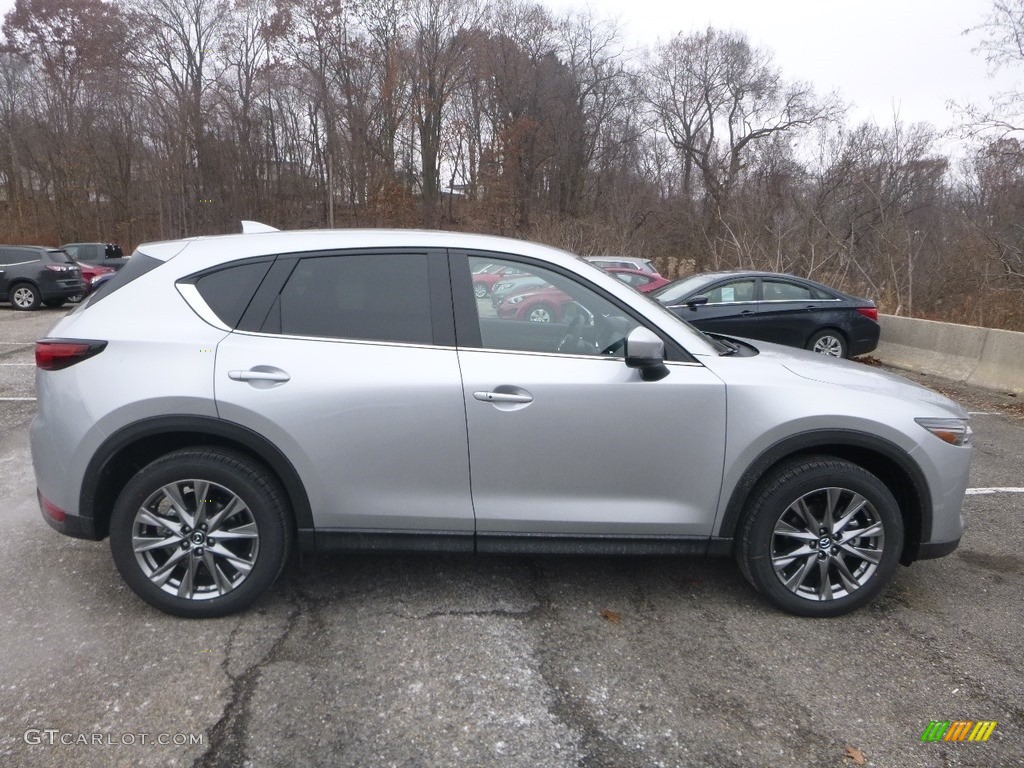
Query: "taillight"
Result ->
[[35, 339, 107, 371], [45, 264, 77, 272], [856, 307, 879, 322]]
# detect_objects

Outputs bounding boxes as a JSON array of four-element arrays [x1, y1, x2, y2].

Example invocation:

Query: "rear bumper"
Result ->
[[38, 489, 100, 540]]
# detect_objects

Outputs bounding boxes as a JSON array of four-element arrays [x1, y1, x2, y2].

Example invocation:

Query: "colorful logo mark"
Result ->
[[920, 720, 997, 742]]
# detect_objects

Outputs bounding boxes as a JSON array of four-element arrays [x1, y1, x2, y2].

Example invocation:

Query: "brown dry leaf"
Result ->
[[599, 609, 621, 624], [843, 745, 866, 765]]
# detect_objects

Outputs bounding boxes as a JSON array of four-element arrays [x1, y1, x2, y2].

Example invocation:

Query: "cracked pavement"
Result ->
[[1, 307, 1021, 767]]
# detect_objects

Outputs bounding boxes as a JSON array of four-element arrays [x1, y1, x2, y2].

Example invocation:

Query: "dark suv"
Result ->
[[61, 242, 129, 271], [0, 246, 84, 310]]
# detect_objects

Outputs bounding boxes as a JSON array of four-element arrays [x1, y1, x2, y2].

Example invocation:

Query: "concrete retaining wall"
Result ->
[[873, 315, 1024, 395]]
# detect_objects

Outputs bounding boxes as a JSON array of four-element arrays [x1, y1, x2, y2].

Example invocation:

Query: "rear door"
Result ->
[[212, 250, 475, 537], [755, 277, 838, 347]]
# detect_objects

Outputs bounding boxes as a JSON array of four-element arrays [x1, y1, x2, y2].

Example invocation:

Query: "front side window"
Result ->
[[467, 255, 639, 357], [266, 253, 433, 345]]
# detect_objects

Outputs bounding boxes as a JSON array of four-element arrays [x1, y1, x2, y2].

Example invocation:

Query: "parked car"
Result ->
[[651, 271, 880, 358], [584, 256, 661, 276], [68, 262, 116, 303], [472, 265, 530, 297], [32, 227, 970, 619], [603, 267, 671, 293], [489, 275, 550, 307], [495, 284, 574, 322], [61, 242, 129, 271], [0, 245, 84, 310]]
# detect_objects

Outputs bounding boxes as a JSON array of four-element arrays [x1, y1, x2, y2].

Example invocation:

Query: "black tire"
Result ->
[[109, 448, 293, 618], [736, 456, 903, 617], [43, 298, 66, 308], [9, 282, 41, 311], [807, 328, 847, 358]]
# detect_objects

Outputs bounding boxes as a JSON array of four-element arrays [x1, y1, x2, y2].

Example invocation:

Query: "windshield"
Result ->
[[650, 274, 713, 305]]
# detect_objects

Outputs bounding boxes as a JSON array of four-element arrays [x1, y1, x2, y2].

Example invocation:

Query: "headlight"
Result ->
[[508, 295, 525, 304], [494, 282, 511, 292], [915, 417, 972, 446]]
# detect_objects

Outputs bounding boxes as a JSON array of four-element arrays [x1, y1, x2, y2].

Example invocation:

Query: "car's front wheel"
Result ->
[[109, 448, 292, 618], [736, 457, 903, 617], [473, 283, 488, 298]]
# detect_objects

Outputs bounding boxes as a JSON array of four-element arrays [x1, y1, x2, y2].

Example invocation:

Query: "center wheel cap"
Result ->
[[818, 536, 832, 550], [192, 532, 206, 545]]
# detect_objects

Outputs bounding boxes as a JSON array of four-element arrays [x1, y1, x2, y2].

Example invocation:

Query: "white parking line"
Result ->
[[0, 397, 35, 401], [0, 363, 33, 366], [967, 411, 1002, 416], [966, 488, 1024, 495]]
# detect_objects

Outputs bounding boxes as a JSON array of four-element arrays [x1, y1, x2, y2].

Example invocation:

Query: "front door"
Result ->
[[454, 253, 728, 537]]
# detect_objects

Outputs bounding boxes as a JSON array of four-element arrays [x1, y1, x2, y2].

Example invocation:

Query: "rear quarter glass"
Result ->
[[81, 253, 161, 307]]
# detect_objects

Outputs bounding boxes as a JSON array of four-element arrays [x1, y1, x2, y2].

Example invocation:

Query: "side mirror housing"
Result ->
[[686, 295, 709, 309], [625, 327, 669, 381]]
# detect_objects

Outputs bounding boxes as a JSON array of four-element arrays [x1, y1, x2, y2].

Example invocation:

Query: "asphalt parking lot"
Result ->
[[1, 306, 1021, 768]]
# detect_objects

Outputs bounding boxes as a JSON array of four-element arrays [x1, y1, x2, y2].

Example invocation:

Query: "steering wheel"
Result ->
[[556, 312, 587, 353]]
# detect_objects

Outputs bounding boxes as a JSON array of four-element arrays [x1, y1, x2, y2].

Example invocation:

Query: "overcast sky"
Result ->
[[544, 0, 1016, 133], [0, 0, 1015, 134]]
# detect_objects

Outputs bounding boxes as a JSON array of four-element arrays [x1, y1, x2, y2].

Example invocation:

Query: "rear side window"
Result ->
[[263, 253, 432, 345], [83, 253, 162, 308], [44, 250, 73, 264], [2, 247, 41, 264], [193, 261, 273, 328]]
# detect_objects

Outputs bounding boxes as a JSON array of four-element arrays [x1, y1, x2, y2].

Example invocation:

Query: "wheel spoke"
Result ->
[[832, 555, 862, 593], [133, 534, 179, 554], [837, 541, 882, 565], [782, 554, 818, 591], [792, 497, 820, 531], [205, 496, 245, 534], [208, 543, 255, 573], [202, 551, 235, 595], [772, 544, 816, 570], [148, 548, 189, 587], [161, 483, 195, 528], [844, 521, 883, 540], [823, 488, 841, 531], [214, 521, 258, 541], [177, 554, 197, 598], [832, 494, 868, 534], [773, 520, 817, 542], [136, 509, 183, 537], [192, 480, 211, 528], [817, 558, 833, 600]]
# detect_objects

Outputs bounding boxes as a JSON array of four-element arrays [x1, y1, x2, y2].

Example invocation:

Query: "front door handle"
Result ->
[[739, 310, 755, 316], [229, 369, 290, 382], [473, 391, 533, 404]]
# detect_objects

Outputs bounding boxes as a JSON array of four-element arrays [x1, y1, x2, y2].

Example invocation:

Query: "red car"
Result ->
[[495, 285, 574, 323], [70, 261, 116, 303], [603, 267, 671, 293], [472, 265, 532, 298]]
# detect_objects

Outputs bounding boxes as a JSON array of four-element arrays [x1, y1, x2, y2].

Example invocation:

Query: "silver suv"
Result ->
[[31, 228, 971, 618]]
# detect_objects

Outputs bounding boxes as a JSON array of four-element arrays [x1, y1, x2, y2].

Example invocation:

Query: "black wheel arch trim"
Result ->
[[80, 415, 313, 536], [718, 429, 933, 563]]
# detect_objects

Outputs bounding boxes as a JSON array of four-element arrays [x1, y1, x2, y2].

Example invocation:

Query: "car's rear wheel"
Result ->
[[807, 329, 847, 358], [10, 283, 40, 311], [736, 457, 903, 617], [474, 283, 488, 298], [109, 448, 292, 618]]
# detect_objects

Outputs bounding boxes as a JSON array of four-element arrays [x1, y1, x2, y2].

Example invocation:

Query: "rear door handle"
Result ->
[[473, 391, 533, 404], [739, 310, 755, 316]]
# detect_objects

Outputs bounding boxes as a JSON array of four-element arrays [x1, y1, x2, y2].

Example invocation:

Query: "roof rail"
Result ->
[[241, 220, 280, 234]]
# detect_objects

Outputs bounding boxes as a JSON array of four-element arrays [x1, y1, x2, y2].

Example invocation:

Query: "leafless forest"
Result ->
[[2, 0, 1024, 329]]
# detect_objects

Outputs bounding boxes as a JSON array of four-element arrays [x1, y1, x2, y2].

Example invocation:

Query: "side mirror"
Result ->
[[686, 295, 709, 309], [625, 327, 669, 381]]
